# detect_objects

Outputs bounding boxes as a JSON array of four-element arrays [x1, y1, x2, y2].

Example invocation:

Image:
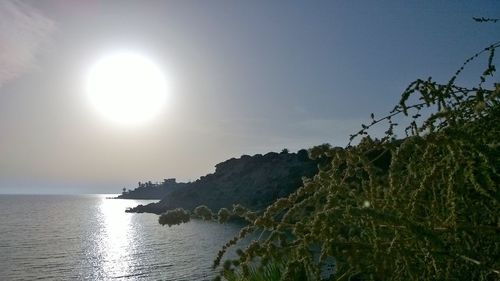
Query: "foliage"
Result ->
[[218, 208, 232, 223], [209, 41, 500, 281], [473, 17, 500, 23], [194, 205, 215, 220], [130, 150, 321, 214], [158, 208, 190, 227], [220, 259, 284, 281], [118, 178, 182, 200]]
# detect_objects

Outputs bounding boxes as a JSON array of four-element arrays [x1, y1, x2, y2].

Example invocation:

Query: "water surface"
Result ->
[[0, 194, 243, 280]]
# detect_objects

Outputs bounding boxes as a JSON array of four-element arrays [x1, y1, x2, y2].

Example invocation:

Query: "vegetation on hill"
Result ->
[[157, 39, 500, 281], [117, 178, 184, 199], [241, 46, 498, 280], [126, 149, 324, 214]]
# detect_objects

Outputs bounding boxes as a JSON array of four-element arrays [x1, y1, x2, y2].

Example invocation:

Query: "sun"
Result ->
[[85, 51, 168, 125]]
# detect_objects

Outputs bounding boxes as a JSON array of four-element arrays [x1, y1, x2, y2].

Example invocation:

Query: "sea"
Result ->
[[0, 194, 245, 280]]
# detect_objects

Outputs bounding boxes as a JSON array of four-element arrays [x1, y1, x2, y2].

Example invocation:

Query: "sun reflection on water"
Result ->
[[97, 196, 135, 279]]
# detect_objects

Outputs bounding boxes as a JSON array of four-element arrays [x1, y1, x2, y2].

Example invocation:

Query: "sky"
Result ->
[[0, 0, 499, 194]]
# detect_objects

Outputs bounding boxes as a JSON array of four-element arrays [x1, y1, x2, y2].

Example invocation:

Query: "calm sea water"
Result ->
[[0, 194, 244, 280]]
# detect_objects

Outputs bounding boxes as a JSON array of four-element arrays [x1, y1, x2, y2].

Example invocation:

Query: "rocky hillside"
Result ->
[[126, 149, 323, 214]]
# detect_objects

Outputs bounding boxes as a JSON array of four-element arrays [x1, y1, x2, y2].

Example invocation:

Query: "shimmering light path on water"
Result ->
[[0, 195, 243, 280]]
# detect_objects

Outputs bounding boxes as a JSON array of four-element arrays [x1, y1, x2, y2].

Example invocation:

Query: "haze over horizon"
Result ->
[[1, 0, 499, 194]]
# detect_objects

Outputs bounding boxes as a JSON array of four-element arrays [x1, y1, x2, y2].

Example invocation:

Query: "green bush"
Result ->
[[158, 208, 191, 227], [212, 41, 500, 281]]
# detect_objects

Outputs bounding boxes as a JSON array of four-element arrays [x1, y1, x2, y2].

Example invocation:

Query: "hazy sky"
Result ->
[[0, 0, 499, 194]]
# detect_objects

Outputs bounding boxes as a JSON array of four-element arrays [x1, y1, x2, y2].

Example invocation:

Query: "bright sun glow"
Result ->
[[86, 52, 168, 125]]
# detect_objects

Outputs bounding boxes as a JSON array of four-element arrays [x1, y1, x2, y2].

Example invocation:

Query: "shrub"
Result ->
[[211, 41, 500, 280], [158, 208, 191, 227]]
